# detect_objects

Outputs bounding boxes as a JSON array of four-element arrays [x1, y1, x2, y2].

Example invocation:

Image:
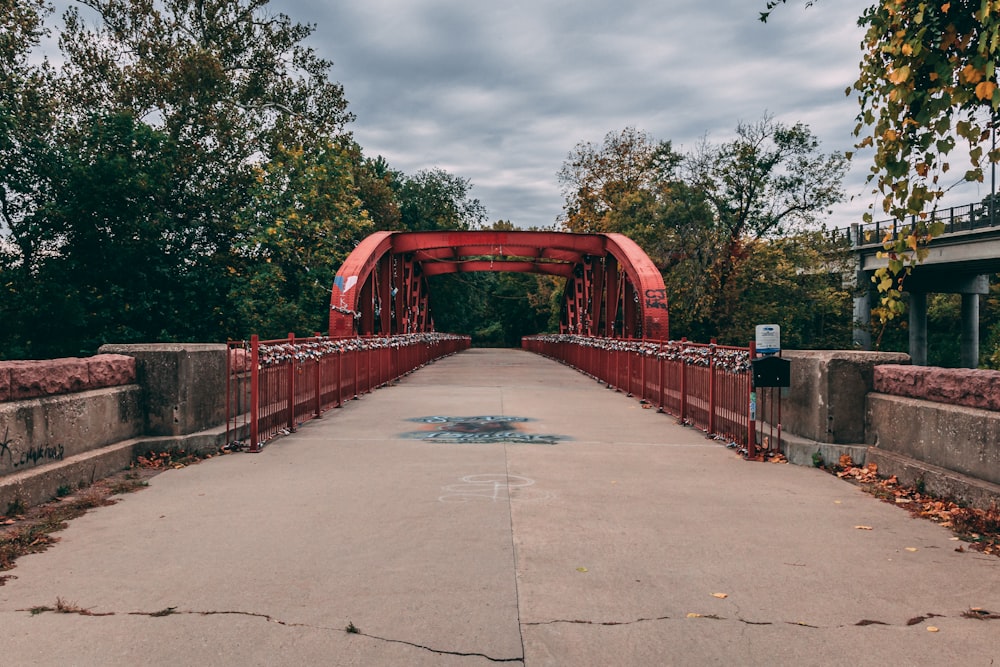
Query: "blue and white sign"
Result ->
[[755, 324, 781, 356]]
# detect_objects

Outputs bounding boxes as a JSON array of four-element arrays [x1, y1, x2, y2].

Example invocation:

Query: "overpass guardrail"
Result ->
[[227, 333, 471, 451], [522, 335, 756, 451], [829, 201, 1000, 249]]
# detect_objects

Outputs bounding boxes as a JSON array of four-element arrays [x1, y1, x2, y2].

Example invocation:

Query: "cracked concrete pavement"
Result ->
[[1, 348, 999, 665]]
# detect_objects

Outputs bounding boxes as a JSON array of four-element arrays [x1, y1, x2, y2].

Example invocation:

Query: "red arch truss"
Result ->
[[329, 230, 668, 340]]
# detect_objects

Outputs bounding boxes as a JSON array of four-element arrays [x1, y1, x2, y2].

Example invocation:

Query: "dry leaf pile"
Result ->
[[832, 455, 1000, 557]]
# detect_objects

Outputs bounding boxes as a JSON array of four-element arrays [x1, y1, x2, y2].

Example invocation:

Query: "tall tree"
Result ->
[[557, 127, 679, 234], [763, 1, 1000, 321], [0, 0, 61, 357], [683, 115, 847, 301], [1, 0, 356, 355], [229, 139, 372, 339], [397, 168, 486, 231], [558, 118, 848, 344]]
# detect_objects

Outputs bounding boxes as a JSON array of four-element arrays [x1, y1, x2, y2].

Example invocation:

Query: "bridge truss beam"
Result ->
[[330, 230, 669, 340]]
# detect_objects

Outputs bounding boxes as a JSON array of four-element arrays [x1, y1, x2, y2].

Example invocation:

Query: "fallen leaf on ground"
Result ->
[[686, 613, 702, 618], [576, 567, 588, 572], [712, 593, 728, 599], [905, 547, 918, 552], [855, 525, 873, 530], [927, 626, 939, 632]]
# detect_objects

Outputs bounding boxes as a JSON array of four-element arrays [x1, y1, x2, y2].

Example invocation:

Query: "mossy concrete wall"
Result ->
[[1, 345, 229, 511], [758, 350, 909, 444]]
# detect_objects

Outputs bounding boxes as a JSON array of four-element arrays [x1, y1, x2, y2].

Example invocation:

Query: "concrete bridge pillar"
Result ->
[[962, 292, 981, 368], [852, 269, 873, 351], [903, 274, 988, 369], [908, 291, 928, 366]]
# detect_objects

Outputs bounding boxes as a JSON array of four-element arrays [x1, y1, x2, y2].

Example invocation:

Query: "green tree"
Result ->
[[28, 113, 188, 355], [558, 119, 848, 344], [398, 168, 487, 231], [0, 0, 357, 356], [763, 1, 1000, 322], [0, 0, 61, 357], [557, 127, 680, 234], [230, 140, 373, 339], [352, 153, 402, 232]]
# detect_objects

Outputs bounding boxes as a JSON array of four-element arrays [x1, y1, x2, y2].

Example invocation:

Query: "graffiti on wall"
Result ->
[[400, 416, 566, 445], [0, 425, 65, 472]]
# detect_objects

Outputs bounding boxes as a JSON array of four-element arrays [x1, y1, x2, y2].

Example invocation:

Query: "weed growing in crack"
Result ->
[[5, 498, 25, 518], [345, 621, 360, 634]]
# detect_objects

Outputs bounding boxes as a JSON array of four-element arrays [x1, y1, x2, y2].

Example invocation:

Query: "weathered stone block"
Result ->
[[9, 357, 90, 400], [0, 386, 143, 478], [0, 366, 10, 402], [87, 354, 136, 389], [874, 365, 1000, 411]]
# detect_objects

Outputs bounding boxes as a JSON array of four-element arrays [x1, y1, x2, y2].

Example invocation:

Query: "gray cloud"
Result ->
[[275, 1, 976, 228]]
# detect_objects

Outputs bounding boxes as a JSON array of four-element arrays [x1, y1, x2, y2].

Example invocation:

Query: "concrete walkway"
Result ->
[[1, 348, 998, 666]]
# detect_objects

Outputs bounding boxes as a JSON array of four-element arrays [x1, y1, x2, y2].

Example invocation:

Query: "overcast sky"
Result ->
[[45, 0, 988, 229], [282, 0, 889, 230]]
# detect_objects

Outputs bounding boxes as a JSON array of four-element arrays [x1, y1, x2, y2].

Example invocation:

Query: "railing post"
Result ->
[[312, 333, 322, 418], [657, 341, 665, 410], [640, 346, 646, 402], [250, 334, 260, 453], [747, 340, 758, 459], [336, 348, 343, 407], [708, 343, 716, 434], [287, 332, 296, 432], [680, 355, 687, 423]]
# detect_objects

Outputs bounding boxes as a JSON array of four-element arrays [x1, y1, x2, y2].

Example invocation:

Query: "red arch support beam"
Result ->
[[329, 230, 668, 340]]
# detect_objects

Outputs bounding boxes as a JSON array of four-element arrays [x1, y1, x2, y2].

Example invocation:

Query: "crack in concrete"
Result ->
[[16, 603, 525, 663], [523, 615, 672, 627], [353, 630, 523, 663], [522, 609, 1000, 631]]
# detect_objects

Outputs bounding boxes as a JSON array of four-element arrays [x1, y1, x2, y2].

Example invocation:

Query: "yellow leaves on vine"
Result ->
[[975, 80, 997, 101], [888, 65, 911, 84], [960, 64, 984, 84]]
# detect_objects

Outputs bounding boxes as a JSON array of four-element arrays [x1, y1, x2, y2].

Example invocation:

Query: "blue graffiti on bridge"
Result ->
[[401, 416, 566, 445]]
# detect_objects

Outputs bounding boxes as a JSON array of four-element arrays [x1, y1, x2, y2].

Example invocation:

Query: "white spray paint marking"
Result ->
[[438, 473, 551, 503]]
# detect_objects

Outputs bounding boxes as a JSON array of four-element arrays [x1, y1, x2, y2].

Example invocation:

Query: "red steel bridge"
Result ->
[[228, 230, 765, 458], [328, 230, 670, 341]]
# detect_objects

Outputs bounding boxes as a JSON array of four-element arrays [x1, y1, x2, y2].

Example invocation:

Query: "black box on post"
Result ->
[[751, 356, 790, 388]]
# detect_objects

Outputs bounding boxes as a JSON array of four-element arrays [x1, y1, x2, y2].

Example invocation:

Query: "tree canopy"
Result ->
[[557, 119, 850, 345], [0, 0, 499, 357], [763, 0, 1000, 322]]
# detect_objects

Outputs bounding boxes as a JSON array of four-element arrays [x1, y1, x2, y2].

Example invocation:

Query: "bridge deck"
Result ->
[[2, 349, 998, 664]]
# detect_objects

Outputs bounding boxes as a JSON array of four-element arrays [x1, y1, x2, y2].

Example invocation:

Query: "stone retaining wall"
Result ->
[[758, 350, 909, 444], [866, 393, 1000, 487], [768, 353, 1000, 508], [1, 345, 230, 512], [0, 355, 135, 402], [873, 365, 1000, 411]]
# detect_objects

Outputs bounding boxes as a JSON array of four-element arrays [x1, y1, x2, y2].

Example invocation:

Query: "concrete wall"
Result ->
[[1, 345, 230, 512], [767, 353, 1000, 508], [866, 393, 1000, 487], [98, 344, 228, 436], [759, 350, 909, 444], [0, 387, 143, 477]]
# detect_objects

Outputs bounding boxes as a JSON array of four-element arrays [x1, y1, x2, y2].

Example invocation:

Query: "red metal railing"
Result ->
[[522, 335, 755, 451], [227, 333, 471, 451]]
